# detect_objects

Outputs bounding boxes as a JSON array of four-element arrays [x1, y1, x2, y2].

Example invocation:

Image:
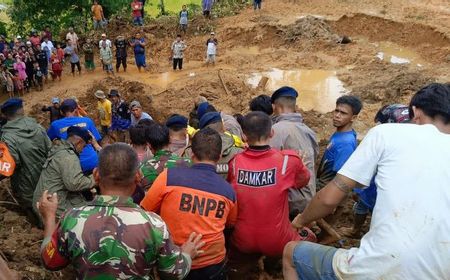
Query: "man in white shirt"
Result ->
[[65, 27, 79, 50], [41, 37, 54, 62], [205, 32, 217, 66], [98, 33, 112, 49], [283, 83, 450, 280], [130, 100, 153, 127]]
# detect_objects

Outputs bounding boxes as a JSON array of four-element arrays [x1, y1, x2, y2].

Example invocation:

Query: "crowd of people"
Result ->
[[0, 80, 449, 279]]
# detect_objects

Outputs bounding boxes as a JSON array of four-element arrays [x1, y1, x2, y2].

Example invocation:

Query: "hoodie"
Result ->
[[270, 112, 319, 215], [1, 116, 51, 207]]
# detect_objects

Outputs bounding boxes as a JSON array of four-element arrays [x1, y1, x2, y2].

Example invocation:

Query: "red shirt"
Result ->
[[131, 2, 143, 17], [227, 147, 310, 256]]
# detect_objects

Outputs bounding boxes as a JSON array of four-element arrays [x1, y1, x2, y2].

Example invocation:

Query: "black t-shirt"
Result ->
[[115, 39, 128, 57], [36, 51, 47, 67]]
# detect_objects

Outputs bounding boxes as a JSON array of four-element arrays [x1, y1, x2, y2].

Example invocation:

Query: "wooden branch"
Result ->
[[218, 70, 231, 96], [5, 186, 19, 205], [317, 218, 342, 245]]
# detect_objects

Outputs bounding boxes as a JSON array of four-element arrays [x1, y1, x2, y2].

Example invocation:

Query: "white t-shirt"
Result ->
[[333, 124, 450, 279], [131, 112, 153, 127], [66, 32, 79, 46], [207, 39, 217, 55], [99, 39, 112, 48]]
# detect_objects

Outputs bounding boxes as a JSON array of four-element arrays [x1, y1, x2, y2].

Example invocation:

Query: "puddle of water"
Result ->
[[248, 68, 347, 113], [375, 42, 424, 66]]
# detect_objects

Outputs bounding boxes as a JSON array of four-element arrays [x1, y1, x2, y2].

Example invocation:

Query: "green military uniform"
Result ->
[[40, 195, 192, 279], [0, 116, 51, 208], [33, 140, 94, 217], [140, 149, 191, 190], [183, 133, 242, 178]]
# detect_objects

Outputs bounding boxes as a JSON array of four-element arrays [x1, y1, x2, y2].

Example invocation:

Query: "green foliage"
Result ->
[[7, 0, 131, 38], [0, 20, 7, 36]]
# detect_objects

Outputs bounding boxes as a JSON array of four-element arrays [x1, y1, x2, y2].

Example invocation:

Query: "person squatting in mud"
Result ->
[[1, 80, 449, 279]]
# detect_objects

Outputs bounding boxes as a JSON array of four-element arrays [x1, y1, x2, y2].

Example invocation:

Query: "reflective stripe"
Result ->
[[282, 155, 288, 175]]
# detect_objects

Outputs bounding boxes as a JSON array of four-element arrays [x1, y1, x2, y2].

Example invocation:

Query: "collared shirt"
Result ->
[[140, 149, 191, 190], [171, 41, 186, 59], [41, 195, 192, 280]]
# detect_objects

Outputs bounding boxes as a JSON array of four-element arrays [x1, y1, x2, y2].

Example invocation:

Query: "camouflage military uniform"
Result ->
[[41, 195, 192, 280], [140, 149, 191, 190]]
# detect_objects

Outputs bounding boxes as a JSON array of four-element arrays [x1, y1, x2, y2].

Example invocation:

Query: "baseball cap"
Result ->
[[130, 100, 142, 109], [210, 32, 215, 35], [67, 126, 92, 143], [51, 97, 60, 104], [16, 35, 21, 39], [60, 99, 78, 111], [101, 33, 106, 37], [374, 104, 410, 124]]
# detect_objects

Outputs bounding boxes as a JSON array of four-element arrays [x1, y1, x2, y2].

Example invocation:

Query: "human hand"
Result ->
[[181, 232, 205, 259], [291, 213, 305, 230], [36, 190, 58, 222]]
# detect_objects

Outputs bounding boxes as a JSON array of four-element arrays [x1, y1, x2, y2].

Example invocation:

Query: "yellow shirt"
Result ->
[[98, 99, 112, 127], [187, 125, 245, 148], [91, 4, 103, 21]]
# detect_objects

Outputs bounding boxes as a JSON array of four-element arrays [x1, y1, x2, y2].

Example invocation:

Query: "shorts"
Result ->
[[353, 200, 371, 215], [85, 60, 95, 70], [206, 54, 216, 63], [292, 241, 338, 280], [93, 19, 106, 29]]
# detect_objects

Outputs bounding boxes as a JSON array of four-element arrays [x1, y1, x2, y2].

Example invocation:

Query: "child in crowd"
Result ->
[[33, 62, 44, 91], [50, 49, 63, 81], [12, 70, 24, 96], [56, 43, 65, 65], [5, 70, 14, 98]]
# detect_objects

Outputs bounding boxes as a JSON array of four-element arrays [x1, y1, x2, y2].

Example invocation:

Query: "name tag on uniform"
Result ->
[[237, 168, 276, 187]]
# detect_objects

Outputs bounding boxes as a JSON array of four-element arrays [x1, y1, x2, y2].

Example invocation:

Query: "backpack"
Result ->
[[0, 142, 16, 177]]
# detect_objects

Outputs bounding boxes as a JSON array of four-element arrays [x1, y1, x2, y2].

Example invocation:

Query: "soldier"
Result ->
[[0, 98, 51, 222], [166, 114, 190, 156], [227, 112, 316, 277], [37, 143, 204, 279], [270, 86, 319, 218], [47, 99, 102, 174], [140, 123, 191, 191], [183, 112, 243, 178], [33, 126, 95, 218], [141, 128, 237, 280]]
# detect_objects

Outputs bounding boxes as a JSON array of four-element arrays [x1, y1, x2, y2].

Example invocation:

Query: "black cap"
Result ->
[[109, 89, 120, 97], [67, 126, 92, 143]]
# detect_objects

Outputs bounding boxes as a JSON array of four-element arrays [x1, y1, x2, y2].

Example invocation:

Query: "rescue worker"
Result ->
[[41, 97, 63, 123], [183, 112, 243, 177], [140, 123, 191, 191], [37, 143, 204, 279], [33, 126, 95, 218], [47, 99, 102, 174], [166, 114, 190, 156], [227, 112, 315, 278], [197, 101, 243, 139], [316, 95, 362, 190], [141, 128, 237, 280], [270, 86, 319, 218], [0, 98, 51, 222]]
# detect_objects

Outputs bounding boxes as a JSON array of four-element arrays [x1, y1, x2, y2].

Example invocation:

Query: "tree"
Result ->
[[8, 0, 131, 38]]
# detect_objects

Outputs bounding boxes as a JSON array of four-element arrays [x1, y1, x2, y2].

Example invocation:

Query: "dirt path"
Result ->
[[1, 0, 449, 278]]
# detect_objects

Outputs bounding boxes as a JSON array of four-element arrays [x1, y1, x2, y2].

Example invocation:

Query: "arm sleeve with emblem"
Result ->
[[140, 170, 168, 213], [40, 222, 70, 271], [59, 154, 94, 191], [151, 214, 191, 280]]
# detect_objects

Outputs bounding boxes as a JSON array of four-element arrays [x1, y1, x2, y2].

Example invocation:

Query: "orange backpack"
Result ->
[[0, 142, 15, 177]]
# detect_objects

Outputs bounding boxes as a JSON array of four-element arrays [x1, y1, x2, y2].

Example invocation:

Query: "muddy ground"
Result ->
[[0, 0, 449, 278]]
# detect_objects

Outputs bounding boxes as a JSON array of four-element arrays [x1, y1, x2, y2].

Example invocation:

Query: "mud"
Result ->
[[2, 0, 450, 278]]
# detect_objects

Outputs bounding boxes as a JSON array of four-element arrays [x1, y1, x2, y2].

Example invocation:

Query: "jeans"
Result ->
[[292, 241, 338, 280], [93, 19, 105, 29], [116, 56, 127, 71], [173, 58, 183, 70], [71, 62, 81, 73], [185, 261, 227, 280], [133, 16, 143, 26], [254, 0, 262, 9]]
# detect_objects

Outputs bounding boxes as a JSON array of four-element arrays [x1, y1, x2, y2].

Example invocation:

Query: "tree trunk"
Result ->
[[159, 0, 166, 15]]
